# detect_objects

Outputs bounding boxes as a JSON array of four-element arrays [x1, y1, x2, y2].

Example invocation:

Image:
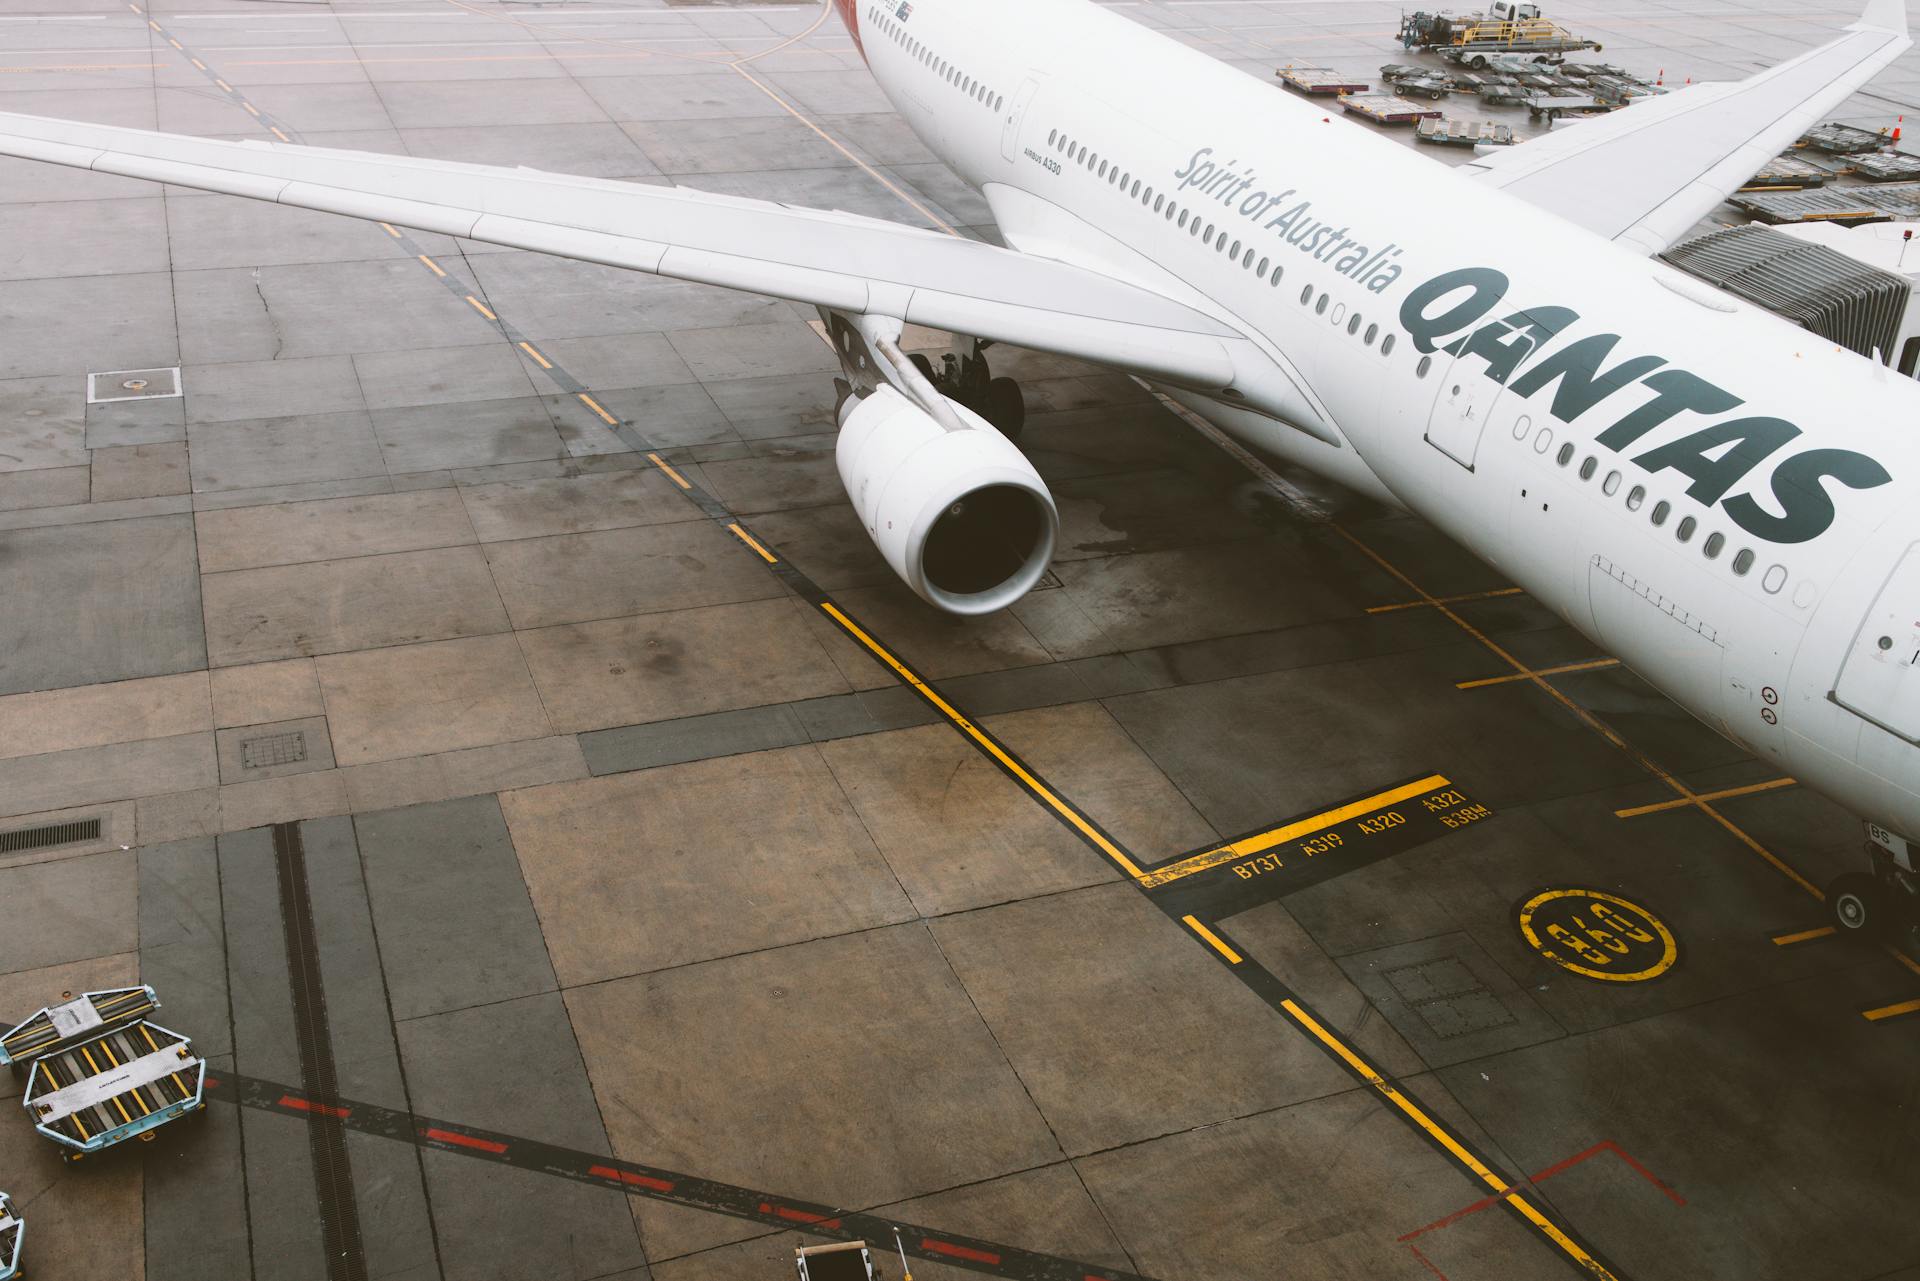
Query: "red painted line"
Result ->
[[588, 1164, 675, 1193], [923, 1238, 1000, 1265], [422, 1126, 507, 1154], [1533, 1140, 1686, 1207], [1398, 1189, 1511, 1241], [1399, 1137, 1684, 1242], [278, 1094, 350, 1120], [1408, 1242, 1451, 1279], [758, 1202, 842, 1228]]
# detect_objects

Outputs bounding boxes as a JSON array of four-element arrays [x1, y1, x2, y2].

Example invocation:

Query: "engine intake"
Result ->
[[836, 384, 1057, 615]]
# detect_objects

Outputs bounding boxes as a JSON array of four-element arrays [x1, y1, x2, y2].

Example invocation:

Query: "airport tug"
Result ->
[[1, 986, 206, 1162]]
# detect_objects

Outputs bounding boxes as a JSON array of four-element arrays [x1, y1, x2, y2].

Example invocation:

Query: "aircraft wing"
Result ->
[[0, 110, 1245, 390], [1459, 0, 1912, 255]]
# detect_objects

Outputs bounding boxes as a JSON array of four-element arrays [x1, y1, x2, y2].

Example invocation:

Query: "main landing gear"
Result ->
[[1828, 825, 1920, 949], [910, 343, 1026, 442]]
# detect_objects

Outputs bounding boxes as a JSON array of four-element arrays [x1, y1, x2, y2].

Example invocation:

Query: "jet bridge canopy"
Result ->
[[1660, 223, 1910, 363]]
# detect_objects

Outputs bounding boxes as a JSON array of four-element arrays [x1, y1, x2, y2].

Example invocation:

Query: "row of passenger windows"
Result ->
[[1044, 128, 1397, 358], [867, 7, 1003, 112], [1519, 415, 1791, 590], [1033, 120, 1788, 597]]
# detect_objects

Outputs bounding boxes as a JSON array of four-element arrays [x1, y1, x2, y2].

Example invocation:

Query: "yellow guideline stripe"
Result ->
[[167, 37, 181, 49], [465, 295, 497, 320], [269, 125, 291, 142], [1139, 774, 1450, 888], [518, 341, 552, 369], [1184, 916, 1241, 963], [214, 78, 231, 91], [380, 222, 401, 238], [1456, 658, 1619, 690], [1864, 996, 1920, 1022], [820, 601, 1147, 879], [190, 58, 205, 70], [1616, 776, 1797, 819], [417, 255, 446, 277], [578, 393, 617, 425], [646, 452, 690, 489], [1281, 998, 1619, 1279], [1772, 925, 1835, 947], [727, 523, 777, 564], [1366, 586, 1525, 614]]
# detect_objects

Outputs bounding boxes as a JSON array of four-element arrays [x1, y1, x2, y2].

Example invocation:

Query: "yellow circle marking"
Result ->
[[1517, 888, 1678, 983]]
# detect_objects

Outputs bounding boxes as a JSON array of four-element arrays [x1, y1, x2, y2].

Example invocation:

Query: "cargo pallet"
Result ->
[[1276, 66, 1369, 96], [1379, 65, 1453, 99], [1743, 154, 1832, 190], [1340, 94, 1445, 125], [0, 1190, 19, 1281], [1525, 93, 1608, 121], [1850, 151, 1920, 182], [1731, 182, 1920, 225], [2, 987, 206, 1162], [1801, 122, 1888, 155], [1417, 118, 1517, 147]]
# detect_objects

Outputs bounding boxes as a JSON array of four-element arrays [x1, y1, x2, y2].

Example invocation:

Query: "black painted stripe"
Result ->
[[272, 822, 368, 1281]]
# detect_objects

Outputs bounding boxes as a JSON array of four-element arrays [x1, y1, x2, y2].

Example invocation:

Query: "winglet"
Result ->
[[1852, 0, 1908, 36]]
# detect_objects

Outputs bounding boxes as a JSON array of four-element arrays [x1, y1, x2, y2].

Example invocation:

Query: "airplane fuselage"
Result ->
[[841, 0, 1920, 841]]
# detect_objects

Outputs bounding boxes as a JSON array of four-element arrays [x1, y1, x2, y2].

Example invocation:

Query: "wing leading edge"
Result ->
[[0, 110, 1247, 390], [1460, 0, 1912, 255]]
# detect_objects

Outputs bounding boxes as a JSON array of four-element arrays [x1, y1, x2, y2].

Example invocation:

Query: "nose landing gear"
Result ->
[[1828, 825, 1920, 949]]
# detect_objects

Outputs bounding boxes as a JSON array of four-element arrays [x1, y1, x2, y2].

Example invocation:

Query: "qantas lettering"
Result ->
[[1400, 267, 1893, 545]]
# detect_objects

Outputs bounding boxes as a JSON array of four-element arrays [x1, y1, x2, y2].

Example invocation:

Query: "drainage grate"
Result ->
[[87, 367, 183, 404], [0, 817, 103, 855], [243, 731, 308, 770]]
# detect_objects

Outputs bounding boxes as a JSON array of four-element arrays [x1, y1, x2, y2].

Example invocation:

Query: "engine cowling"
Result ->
[[836, 384, 1058, 616]]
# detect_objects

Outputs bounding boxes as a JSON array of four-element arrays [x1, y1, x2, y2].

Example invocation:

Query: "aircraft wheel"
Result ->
[[986, 377, 1025, 441], [1829, 873, 1887, 939]]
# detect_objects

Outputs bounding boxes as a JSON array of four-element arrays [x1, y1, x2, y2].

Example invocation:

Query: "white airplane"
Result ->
[[3, 0, 1919, 936]]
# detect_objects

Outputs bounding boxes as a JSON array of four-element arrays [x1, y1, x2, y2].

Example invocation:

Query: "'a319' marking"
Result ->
[[1231, 788, 1483, 880]]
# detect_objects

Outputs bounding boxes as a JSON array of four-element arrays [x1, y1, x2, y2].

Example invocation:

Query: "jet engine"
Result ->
[[836, 384, 1058, 616]]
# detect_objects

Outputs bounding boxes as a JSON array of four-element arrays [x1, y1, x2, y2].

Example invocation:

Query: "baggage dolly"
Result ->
[[1, 987, 207, 1162], [0, 1190, 20, 1280]]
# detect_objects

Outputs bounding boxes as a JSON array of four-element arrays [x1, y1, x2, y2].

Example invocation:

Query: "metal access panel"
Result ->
[[795, 1241, 876, 1281], [1834, 542, 1920, 742], [87, 367, 182, 404]]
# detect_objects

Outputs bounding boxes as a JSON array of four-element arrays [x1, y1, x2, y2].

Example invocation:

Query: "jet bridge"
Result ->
[[1660, 223, 1912, 368]]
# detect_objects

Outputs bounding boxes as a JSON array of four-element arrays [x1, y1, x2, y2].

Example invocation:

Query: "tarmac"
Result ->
[[2, 1, 1919, 1279]]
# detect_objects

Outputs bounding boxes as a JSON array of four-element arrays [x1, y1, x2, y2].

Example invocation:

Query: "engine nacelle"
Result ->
[[836, 384, 1058, 616]]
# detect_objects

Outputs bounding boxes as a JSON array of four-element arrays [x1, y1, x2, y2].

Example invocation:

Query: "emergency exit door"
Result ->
[[1002, 78, 1041, 163], [1424, 353, 1500, 471], [1833, 541, 1920, 742]]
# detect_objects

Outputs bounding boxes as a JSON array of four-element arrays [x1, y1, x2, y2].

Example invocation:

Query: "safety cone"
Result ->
[[1656, 68, 1665, 85], [1895, 115, 1906, 144]]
